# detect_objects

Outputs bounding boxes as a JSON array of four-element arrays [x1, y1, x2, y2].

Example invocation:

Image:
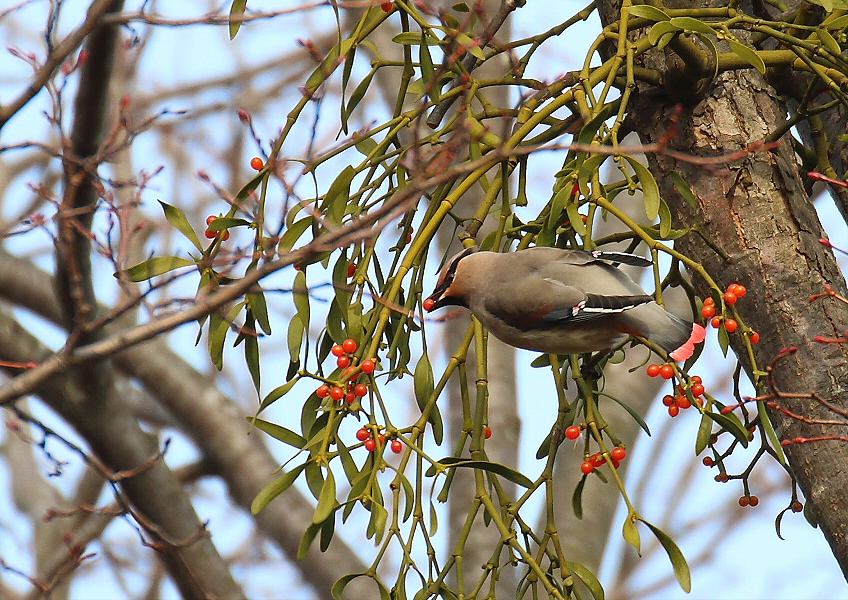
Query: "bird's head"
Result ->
[[424, 246, 478, 312]]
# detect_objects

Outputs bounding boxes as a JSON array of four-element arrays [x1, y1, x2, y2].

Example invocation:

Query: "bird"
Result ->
[[424, 246, 705, 362]]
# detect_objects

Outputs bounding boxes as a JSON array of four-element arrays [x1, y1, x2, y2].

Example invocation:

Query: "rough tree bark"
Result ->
[[599, 0, 848, 578]]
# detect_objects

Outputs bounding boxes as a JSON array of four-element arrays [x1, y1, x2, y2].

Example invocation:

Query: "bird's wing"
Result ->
[[480, 271, 653, 331]]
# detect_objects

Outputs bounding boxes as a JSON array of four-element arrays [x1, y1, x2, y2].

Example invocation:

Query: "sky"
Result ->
[[0, 1, 846, 598]]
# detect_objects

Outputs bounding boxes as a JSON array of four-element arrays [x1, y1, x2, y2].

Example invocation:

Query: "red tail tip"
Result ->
[[669, 324, 706, 362]]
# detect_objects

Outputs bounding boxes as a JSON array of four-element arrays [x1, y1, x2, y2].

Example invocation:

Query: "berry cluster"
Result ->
[[660, 375, 705, 417], [356, 428, 403, 454], [580, 446, 626, 475], [645, 363, 675, 379], [314, 338, 377, 404], [738, 495, 760, 508], [204, 215, 230, 241], [701, 283, 759, 342], [646, 363, 706, 417]]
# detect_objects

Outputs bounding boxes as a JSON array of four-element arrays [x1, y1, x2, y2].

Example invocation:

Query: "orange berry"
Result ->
[[611, 447, 626, 461], [484, 426, 493, 439], [692, 383, 705, 396], [364, 438, 377, 452], [734, 285, 746, 298], [206, 215, 218, 226], [423, 298, 435, 311], [711, 316, 722, 329], [391, 439, 403, 453], [691, 375, 703, 384], [677, 395, 692, 409], [749, 331, 760, 344], [316, 385, 330, 398], [250, 156, 264, 170], [329, 387, 345, 401], [356, 428, 370, 441], [723, 292, 738, 306], [580, 461, 594, 475], [703, 297, 715, 306], [360, 359, 376, 374], [565, 425, 581, 440], [337, 355, 351, 369], [659, 364, 674, 379], [342, 338, 358, 354], [646, 364, 661, 377], [662, 394, 675, 406], [331, 344, 345, 357], [668, 405, 680, 417], [701, 305, 716, 319], [724, 319, 738, 333], [354, 383, 368, 397]]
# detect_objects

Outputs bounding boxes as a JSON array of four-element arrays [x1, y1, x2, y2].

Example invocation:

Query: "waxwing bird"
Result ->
[[425, 246, 705, 362]]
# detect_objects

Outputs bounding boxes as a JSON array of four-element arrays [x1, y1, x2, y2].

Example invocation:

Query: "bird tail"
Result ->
[[668, 320, 706, 362], [629, 307, 705, 362]]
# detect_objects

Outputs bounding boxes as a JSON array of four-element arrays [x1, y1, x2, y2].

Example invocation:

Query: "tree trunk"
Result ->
[[597, 0, 848, 577]]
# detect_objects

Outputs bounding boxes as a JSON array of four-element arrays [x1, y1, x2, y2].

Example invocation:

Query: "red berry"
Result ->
[[749, 495, 759, 507], [668, 405, 680, 417], [791, 501, 803, 513], [250, 156, 264, 170], [728, 283, 747, 298], [329, 386, 345, 401], [702, 456, 714, 466], [692, 383, 705, 397], [591, 453, 606, 467], [738, 496, 749, 507], [381, 1, 393, 11], [423, 298, 436, 312], [316, 385, 330, 398], [715, 473, 729, 482], [565, 425, 581, 440], [364, 438, 377, 452], [378, 433, 386, 446], [659, 364, 674, 379], [677, 395, 692, 409], [354, 383, 368, 397], [356, 428, 370, 441], [331, 344, 345, 357], [711, 316, 722, 329], [345, 392, 356, 404], [484, 426, 493, 439], [703, 297, 715, 306], [724, 319, 738, 333], [691, 375, 702, 384], [360, 359, 376, 374], [337, 355, 351, 369], [723, 292, 738, 306], [701, 305, 716, 319], [580, 461, 594, 475], [749, 331, 760, 344], [662, 394, 675, 406], [347, 263, 356, 278], [611, 447, 626, 462], [390, 439, 403, 453], [206, 215, 217, 226], [646, 364, 661, 377], [342, 338, 358, 354]]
